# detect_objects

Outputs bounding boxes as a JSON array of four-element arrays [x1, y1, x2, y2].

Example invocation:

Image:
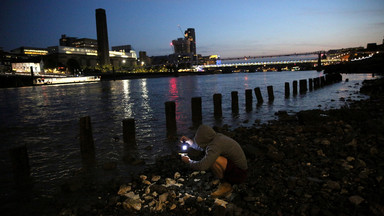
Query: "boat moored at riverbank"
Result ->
[[34, 76, 101, 85]]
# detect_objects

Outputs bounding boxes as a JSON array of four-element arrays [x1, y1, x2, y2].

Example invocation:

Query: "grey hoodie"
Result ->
[[189, 125, 248, 171]]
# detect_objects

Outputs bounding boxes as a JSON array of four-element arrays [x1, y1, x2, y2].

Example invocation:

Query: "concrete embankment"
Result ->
[[0, 74, 33, 88]]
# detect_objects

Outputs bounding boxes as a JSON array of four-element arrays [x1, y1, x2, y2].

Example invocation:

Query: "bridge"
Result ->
[[219, 51, 325, 61], [195, 50, 375, 72]]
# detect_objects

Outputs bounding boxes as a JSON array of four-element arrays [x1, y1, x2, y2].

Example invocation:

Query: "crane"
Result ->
[[177, 24, 184, 37]]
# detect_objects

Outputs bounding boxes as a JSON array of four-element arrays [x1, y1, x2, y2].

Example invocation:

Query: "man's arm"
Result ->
[[189, 146, 220, 171], [190, 141, 204, 151], [180, 136, 204, 151]]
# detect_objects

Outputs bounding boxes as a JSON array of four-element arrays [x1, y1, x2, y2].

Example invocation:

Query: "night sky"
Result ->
[[0, 0, 383, 57]]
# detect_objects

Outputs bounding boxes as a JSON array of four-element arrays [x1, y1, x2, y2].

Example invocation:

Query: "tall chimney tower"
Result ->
[[95, 8, 110, 66]]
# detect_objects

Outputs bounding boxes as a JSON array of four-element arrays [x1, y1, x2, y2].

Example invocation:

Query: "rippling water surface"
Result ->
[[0, 71, 374, 195]]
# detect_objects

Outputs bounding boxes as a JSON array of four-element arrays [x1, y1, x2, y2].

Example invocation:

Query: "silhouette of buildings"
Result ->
[[184, 28, 196, 55], [60, 35, 98, 49], [171, 28, 196, 56], [139, 51, 151, 65], [168, 27, 199, 66], [112, 45, 132, 52], [172, 38, 191, 54], [60, 35, 77, 47]]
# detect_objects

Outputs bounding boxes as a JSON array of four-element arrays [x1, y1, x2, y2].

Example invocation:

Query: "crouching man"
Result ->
[[180, 124, 248, 198]]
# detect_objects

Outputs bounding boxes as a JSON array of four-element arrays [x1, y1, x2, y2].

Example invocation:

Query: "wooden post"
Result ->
[[320, 76, 325, 87], [112, 66, 116, 81], [254, 87, 263, 104], [9, 145, 31, 187], [213, 93, 222, 119], [79, 116, 96, 166], [267, 86, 274, 102], [191, 97, 202, 125], [30, 66, 34, 85], [245, 89, 252, 112], [317, 52, 322, 72], [293, 80, 298, 95], [231, 91, 239, 114], [285, 82, 290, 98], [165, 101, 177, 132], [122, 118, 136, 146], [309, 78, 313, 91], [314, 77, 320, 89], [30, 66, 34, 78], [299, 79, 307, 94]]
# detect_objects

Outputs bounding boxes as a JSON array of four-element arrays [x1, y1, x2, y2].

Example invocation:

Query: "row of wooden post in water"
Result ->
[[9, 73, 342, 187], [165, 73, 342, 131]]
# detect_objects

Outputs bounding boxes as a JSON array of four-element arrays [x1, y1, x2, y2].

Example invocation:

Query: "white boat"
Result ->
[[34, 76, 101, 85]]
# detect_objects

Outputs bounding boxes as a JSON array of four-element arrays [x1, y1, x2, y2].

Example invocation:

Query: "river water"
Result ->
[[0, 71, 374, 195]]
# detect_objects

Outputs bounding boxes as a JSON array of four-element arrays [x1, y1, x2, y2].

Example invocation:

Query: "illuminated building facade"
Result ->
[[95, 8, 111, 65], [11, 47, 48, 56], [12, 62, 42, 73], [72, 38, 98, 49], [44, 46, 137, 73]]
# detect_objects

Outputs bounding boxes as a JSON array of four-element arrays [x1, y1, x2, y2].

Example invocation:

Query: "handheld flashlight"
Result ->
[[182, 142, 188, 151], [179, 140, 188, 156]]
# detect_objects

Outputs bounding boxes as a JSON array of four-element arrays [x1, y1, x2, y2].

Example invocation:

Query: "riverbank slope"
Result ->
[[2, 77, 383, 215]]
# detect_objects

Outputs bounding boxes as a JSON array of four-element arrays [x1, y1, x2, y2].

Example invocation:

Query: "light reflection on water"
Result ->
[[0, 71, 374, 195]]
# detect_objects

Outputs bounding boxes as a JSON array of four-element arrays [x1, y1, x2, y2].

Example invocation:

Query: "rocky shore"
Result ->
[[3, 77, 384, 215]]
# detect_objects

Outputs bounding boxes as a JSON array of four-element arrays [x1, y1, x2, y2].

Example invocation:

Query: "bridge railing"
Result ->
[[198, 59, 340, 68]]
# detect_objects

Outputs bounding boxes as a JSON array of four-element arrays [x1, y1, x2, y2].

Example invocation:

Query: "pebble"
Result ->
[[349, 195, 364, 205], [117, 185, 131, 195], [211, 179, 220, 185], [123, 197, 142, 211], [325, 180, 340, 190], [174, 172, 181, 179], [346, 156, 355, 162], [317, 150, 326, 157], [151, 175, 161, 182], [321, 139, 331, 145], [214, 198, 228, 208], [170, 203, 177, 210], [142, 180, 151, 185], [190, 171, 200, 177]]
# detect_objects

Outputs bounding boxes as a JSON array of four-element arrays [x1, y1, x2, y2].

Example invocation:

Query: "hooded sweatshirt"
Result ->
[[189, 125, 248, 171]]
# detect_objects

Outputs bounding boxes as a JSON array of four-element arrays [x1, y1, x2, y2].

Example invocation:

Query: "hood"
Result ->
[[194, 125, 216, 148]]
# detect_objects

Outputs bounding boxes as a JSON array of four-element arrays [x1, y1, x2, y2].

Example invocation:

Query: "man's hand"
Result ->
[[180, 136, 193, 146], [181, 155, 190, 164]]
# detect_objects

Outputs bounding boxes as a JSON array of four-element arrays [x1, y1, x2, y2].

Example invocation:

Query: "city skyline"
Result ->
[[0, 0, 383, 58]]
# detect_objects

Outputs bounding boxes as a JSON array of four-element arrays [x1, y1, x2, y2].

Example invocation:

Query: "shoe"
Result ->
[[211, 182, 233, 198]]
